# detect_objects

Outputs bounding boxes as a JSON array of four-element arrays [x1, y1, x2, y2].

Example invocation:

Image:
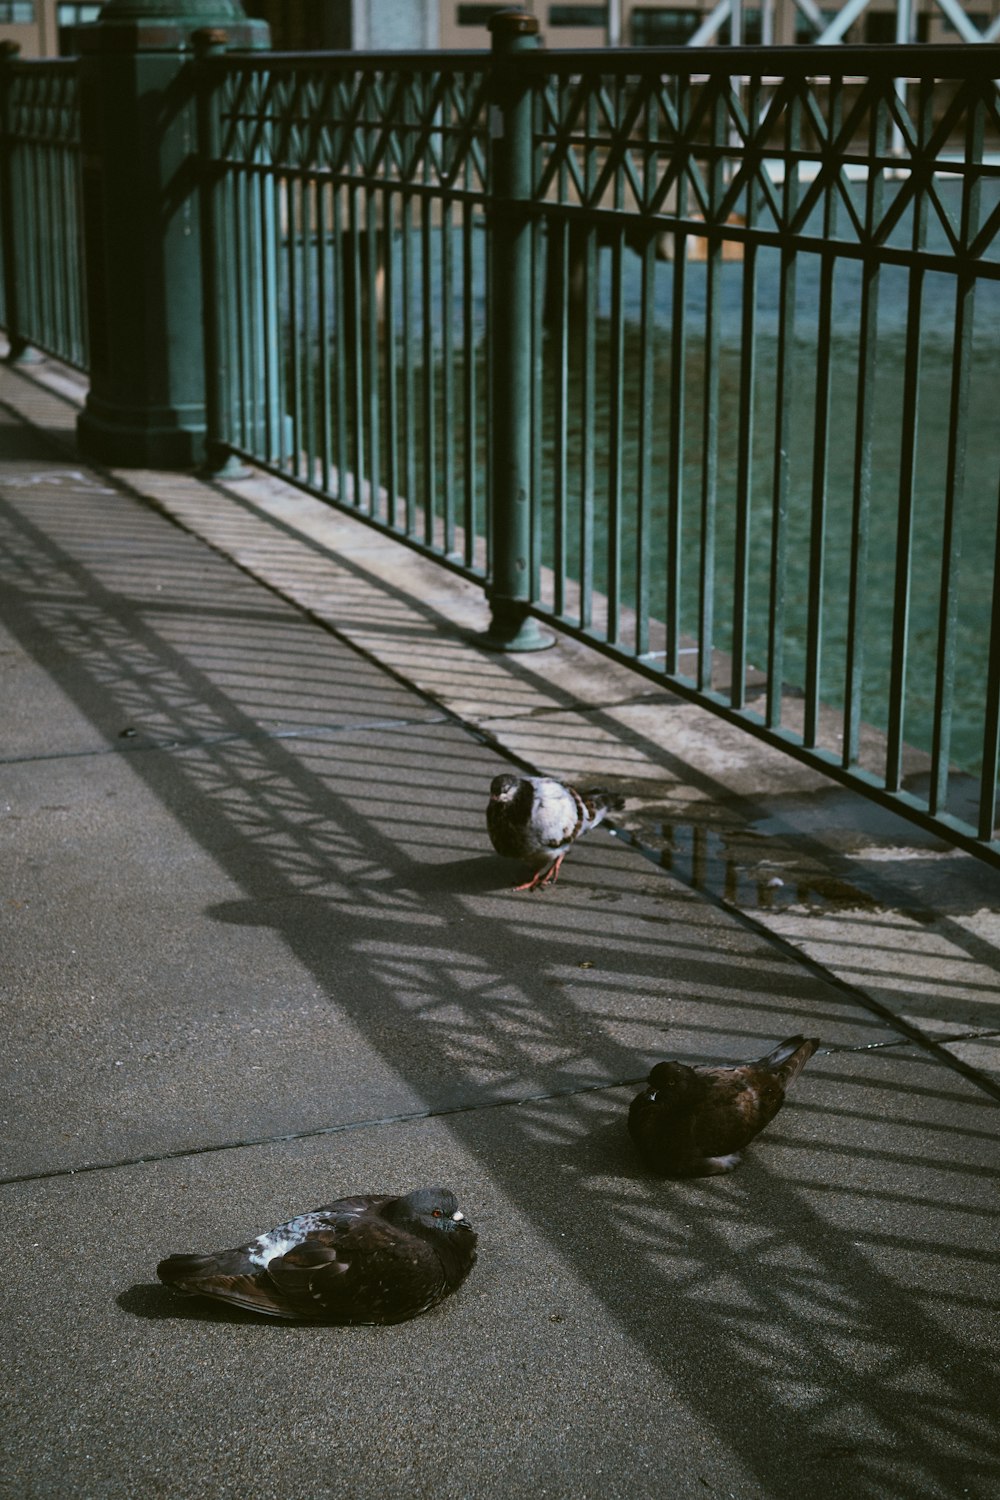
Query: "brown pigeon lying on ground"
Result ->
[[486, 772, 626, 891], [628, 1035, 820, 1177], [157, 1186, 477, 1323]]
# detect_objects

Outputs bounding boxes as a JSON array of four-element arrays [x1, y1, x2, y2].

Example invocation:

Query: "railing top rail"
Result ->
[[3, 56, 80, 71], [201, 49, 491, 74], [199, 43, 1000, 83], [509, 42, 1000, 79]]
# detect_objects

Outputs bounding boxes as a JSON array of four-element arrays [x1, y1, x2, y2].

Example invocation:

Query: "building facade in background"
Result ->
[[2, 0, 998, 64]]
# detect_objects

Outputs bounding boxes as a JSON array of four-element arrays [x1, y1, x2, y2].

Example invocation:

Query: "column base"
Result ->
[[77, 399, 207, 469], [479, 600, 555, 653]]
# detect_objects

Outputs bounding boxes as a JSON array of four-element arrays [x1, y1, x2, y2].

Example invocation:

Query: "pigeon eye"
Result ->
[[431, 1208, 443, 1218]]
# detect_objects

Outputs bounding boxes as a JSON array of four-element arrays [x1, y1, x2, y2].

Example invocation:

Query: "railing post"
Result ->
[[74, 0, 268, 468], [481, 8, 553, 652], [192, 24, 246, 478], [0, 41, 40, 366]]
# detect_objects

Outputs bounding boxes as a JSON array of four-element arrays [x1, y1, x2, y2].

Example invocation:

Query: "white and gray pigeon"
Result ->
[[156, 1186, 477, 1323], [628, 1035, 820, 1177], [486, 772, 626, 891]]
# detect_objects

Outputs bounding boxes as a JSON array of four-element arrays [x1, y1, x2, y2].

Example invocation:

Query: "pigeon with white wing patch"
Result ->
[[157, 1186, 477, 1323], [487, 773, 625, 891]]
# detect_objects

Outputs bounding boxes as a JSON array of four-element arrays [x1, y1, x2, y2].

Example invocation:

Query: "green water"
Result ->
[[534, 184, 1000, 784]]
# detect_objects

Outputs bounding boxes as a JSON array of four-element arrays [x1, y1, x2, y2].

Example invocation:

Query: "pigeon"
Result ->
[[628, 1034, 820, 1177], [487, 772, 626, 891], [156, 1186, 477, 1323]]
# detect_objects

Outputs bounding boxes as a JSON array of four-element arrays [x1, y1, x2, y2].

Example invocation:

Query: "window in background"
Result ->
[[631, 6, 700, 44], [549, 5, 608, 25]]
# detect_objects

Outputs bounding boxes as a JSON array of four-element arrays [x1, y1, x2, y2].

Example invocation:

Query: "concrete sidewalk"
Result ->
[[2, 358, 998, 1500]]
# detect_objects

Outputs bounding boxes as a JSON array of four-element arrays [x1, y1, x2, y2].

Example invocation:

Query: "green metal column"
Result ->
[[482, 8, 553, 652], [75, 0, 268, 468]]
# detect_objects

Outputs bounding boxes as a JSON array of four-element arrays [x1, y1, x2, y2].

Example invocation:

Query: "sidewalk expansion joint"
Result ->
[[0, 1034, 955, 1191], [0, 715, 451, 767]]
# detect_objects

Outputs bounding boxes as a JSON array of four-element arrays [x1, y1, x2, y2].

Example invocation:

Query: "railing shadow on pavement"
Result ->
[[1, 464, 998, 1500]]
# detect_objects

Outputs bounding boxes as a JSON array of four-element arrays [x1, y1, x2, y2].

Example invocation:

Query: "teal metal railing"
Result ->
[[199, 47, 493, 572], [3, 27, 1000, 863], [199, 36, 1000, 862], [0, 50, 86, 369]]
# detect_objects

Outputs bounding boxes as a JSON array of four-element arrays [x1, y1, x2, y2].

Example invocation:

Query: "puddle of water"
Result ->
[[649, 818, 884, 915]]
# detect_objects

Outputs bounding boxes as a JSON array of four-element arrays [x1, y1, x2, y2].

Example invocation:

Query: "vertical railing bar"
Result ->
[[42, 129, 59, 351], [607, 223, 624, 645], [461, 194, 476, 566], [530, 211, 543, 602], [979, 471, 1000, 842], [929, 268, 974, 814], [260, 168, 280, 464], [442, 191, 456, 554], [930, 90, 983, 815], [843, 86, 886, 768], [884, 276, 923, 792], [224, 151, 237, 450], [242, 167, 258, 456], [302, 169, 317, 485], [578, 79, 599, 633], [274, 168, 288, 468], [579, 221, 596, 631], [316, 175, 332, 494], [383, 186, 399, 531], [551, 216, 569, 618], [287, 174, 302, 477], [39, 90, 53, 346], [885, 80, 931, 794], [365, 183, 381, 520], [420, 189, 435, 544], [697, 78, 725, 697], [698, 233, 720, 695], [731, 74, 759, 712], [52, 127, 66, 353], [401, 187, 416, 534], [667, 86, 687, 678], [332, 181, 348, 501], [23, 122, 40, 340], [552, 90, 570, 617], [804, 263, 833, 749], [766, 82, 800, 728], [349, 184, 366, 506], [605, 69, 625, 647], [635, 229, 654, 660], [65, 128, 83, 362]]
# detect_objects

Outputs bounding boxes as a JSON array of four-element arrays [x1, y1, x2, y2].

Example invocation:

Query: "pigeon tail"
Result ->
[[580, 787, 626, 816], [755, 1034, 820, 1087]]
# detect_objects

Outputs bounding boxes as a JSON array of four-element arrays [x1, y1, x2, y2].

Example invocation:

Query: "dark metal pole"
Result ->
[[481, 7, 553, 652], [74, 0, 268, 468], [0, 41, 40, 366]]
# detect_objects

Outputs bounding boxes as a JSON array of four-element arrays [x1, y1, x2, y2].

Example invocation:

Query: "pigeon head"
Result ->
[[646, 1060, 699, 1098], [388, 1187, 473, 1235], [489, 774, 521, 803]]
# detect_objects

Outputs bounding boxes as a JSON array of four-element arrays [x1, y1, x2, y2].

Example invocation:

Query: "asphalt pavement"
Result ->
[[2, 357, 998, 1500]]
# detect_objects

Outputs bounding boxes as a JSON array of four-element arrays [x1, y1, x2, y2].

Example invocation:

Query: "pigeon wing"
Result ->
[[529, 779, 583, 849], [691, 1071, 787, 1156], [266, 1219, 449, 1325]]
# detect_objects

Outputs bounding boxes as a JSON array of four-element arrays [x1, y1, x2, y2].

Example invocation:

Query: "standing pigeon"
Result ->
[[628, 1034, 820, 1177], [486, 773, 626, 891], [156, 1186, 477, 1323]]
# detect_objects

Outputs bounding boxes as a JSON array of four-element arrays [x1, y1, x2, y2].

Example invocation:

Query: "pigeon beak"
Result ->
[[451, 1210, 464, 1221]]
